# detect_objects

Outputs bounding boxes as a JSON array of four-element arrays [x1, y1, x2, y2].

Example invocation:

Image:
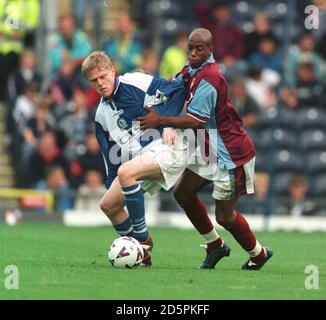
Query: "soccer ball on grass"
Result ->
[[108, 236, 144, 268]]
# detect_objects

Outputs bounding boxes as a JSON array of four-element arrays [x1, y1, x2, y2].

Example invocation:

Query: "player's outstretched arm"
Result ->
[[138, 107, 203, 130]]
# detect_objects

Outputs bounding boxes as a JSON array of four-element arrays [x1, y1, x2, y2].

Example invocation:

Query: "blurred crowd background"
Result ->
[[0, 0, 325, 217]]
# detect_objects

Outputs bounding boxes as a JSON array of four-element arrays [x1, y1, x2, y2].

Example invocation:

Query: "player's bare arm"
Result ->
[[138, 106, 203, 130]]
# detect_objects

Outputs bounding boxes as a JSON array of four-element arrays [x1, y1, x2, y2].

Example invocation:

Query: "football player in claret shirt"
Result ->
[[139, 28, 273, 270], [82, 51, 188, 266]]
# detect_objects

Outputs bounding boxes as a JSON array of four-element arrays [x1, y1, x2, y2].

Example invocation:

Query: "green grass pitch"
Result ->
[[1, 223, 325, 300]]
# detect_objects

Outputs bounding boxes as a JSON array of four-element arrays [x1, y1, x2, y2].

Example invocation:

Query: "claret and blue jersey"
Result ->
[[95, 72, 186, 189], [175, 54, 256, 170]]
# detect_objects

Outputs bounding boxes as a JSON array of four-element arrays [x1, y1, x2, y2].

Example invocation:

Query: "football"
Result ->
[[108, 236, 144, 268]]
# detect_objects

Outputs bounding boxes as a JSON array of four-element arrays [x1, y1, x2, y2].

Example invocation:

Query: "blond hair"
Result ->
[[81, 51, 114, 77]]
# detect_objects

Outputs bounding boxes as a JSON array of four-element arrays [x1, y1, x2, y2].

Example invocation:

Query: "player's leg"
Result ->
[[101, 174, 153, 266], [117, 154, 163, 243], [99, 178, 133, 236], [215, 199, 272, 270], [213, 158, 272, 270], [174, 169, 230, 268]]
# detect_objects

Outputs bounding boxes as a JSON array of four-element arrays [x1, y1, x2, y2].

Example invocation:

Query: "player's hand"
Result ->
[[138, 106, 161, 129], [162, 127, 177, 146]]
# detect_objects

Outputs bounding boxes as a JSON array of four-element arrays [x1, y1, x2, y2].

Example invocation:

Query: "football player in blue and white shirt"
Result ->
[[82, 51, 187, 266]]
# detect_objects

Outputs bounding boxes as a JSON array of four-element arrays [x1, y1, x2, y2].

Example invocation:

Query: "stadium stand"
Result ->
[[0, 0, 325, 219], [300, 129, 326, 152], [0, 103, 15, 188]]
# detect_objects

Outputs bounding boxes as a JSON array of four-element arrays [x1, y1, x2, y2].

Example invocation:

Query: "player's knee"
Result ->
[[215, 210, 235, 227], [173, 189, 192, 207], [99, 197, 122, 217], [117, 164, 133, 185]]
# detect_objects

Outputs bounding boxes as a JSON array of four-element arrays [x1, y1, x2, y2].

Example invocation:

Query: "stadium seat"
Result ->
[[231, 1, 254, 21], [271, 149, 304, 173], [265, 2, 288, 22], [272, 22, 303, 41], [256, 106, 297, 131], [256, 106, 278, 131], [159, 18, 188, 37], [297, 108, 326, 130], [245, 127, 258, 142], [300, 129, 326, 152], [255, 151, 266, 172], [311, 174, 326, 197], [256, 128, 297, 151], [306, 151, 326, 175], [272, 171, 293, 196], [146, 0, 183, 18]]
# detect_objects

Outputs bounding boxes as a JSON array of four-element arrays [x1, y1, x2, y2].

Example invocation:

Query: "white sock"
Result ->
[[248, 241, 264, 258], [202, 229, 221, 244]]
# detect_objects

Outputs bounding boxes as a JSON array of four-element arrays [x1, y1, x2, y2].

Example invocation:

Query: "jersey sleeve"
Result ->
[[95, 121, 121, 189], [187, 80, 217, 123], [147, 77, 186, 117], [172, 72, 185, 86]]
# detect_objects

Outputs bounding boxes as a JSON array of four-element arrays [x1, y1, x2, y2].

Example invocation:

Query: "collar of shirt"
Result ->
[[186, 54, 215, 76], [103, 78, 120, 102], [113, 78, 120, 96]]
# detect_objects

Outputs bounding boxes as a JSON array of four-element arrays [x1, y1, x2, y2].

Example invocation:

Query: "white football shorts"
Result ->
[[140, 131, 189, 195], [187, 147, 255, 200]]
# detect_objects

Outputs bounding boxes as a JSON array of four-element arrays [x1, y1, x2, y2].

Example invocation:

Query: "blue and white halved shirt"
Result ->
[[95, 72, 186, 188]]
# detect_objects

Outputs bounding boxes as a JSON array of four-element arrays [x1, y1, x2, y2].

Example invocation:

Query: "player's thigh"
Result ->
[[119, 154, 163, 181], [174, 169, 211, 202], [212, 158, 255, 201], [100, 178, 125, 212]]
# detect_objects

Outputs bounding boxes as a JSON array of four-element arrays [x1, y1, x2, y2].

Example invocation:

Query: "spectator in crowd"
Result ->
[[245, 12, 278, 58], [50, 58, 79, 106], [230, 78, 260, 129], [249, 36, 282, 75], [5, 49, 42, 147], [237, 172, 270, 216], [139, 49, 160, 77], [58, 86, 92, 160], [21, 0, 41, 48], [21, 97, 56, 178], [296, 62, 325, 108], [70, 132, 106, 188], [102, 13, 143, 74], [75, 170, 106, 210], [13, 81, 39, 133], [7, 49, 42, 107], [49, 57, 91, 122], [194, 1, 246, 65], [26, 131, 68, 187], [284, 32, 326, 87], [280, 87, 299, 111], [0, 0, 40, 101], [48, 13, 92, 76], [277, 174, 317, 216], [245, 66, 278, 110], [159, 31, 188, 79], [281, 62, 325, 110], [37, 166, 74, 213], [71, 0, 103, 45], [253, 172, 271, 211]]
